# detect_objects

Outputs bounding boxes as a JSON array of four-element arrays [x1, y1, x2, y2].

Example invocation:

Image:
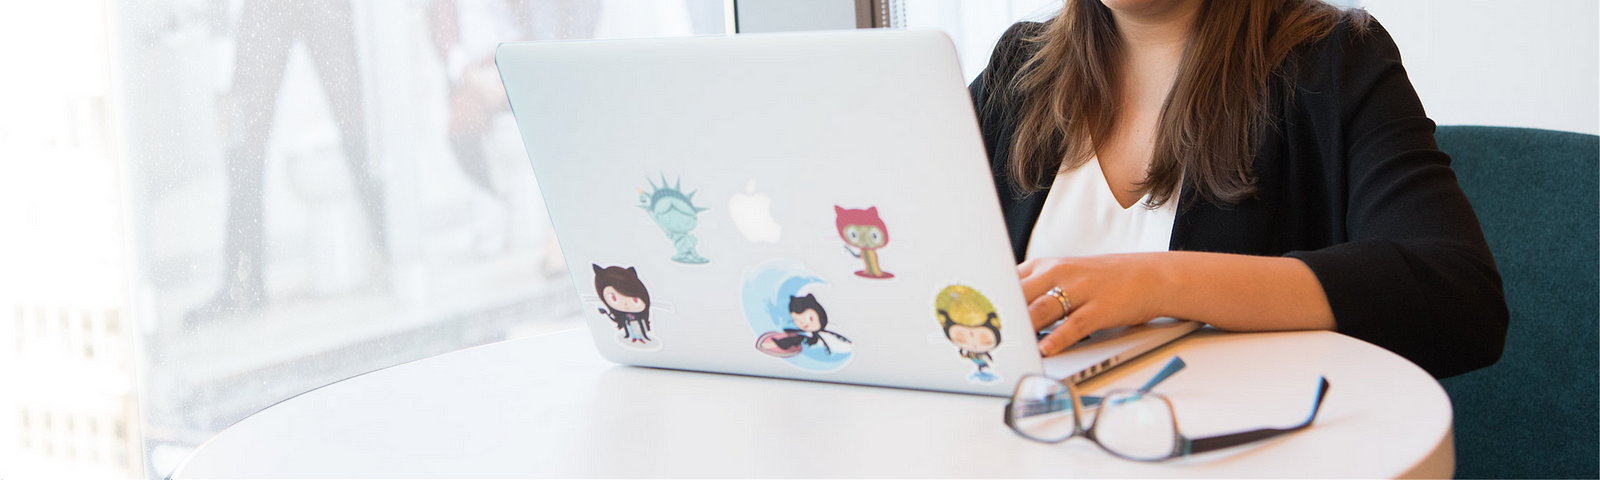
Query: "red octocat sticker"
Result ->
[[834, 206, 894, 279]]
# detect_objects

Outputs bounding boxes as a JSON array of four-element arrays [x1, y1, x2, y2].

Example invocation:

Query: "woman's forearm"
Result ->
[[1151, 251, 1336, 332]]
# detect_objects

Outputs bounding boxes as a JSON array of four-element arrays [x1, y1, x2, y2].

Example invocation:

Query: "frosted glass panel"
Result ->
[[105, 0, 723, 477]]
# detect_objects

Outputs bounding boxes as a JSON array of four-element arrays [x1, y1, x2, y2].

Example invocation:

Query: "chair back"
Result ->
[[1434, 125, 1598, 479]]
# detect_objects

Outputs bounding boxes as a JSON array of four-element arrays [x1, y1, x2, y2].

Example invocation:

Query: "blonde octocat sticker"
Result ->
[[934, 284, 1002, 384]]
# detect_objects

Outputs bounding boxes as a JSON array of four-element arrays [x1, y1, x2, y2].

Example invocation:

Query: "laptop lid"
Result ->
[[498, 29, 1187, 396]]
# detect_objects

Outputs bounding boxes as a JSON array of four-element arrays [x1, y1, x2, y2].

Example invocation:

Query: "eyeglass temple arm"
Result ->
[[1012, 356, 1187, 417], [1182, 377, 1330, 456], [1079, 356, 1188, 408], [1137, 356, 1186, 393]]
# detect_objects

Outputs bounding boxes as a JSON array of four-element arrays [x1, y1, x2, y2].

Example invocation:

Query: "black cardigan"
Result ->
[[969, 18, 1508, 378]]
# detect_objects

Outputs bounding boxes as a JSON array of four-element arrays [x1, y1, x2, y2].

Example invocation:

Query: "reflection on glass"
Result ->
[[187, 0, 383, 323], [0, 0, 146, 477], [110, 1, 725, 477], [3, 1, 1065, 478]]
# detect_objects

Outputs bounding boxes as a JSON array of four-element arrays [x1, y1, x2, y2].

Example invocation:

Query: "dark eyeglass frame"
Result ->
[[1003, 362, 1331, 462], [1076, 356, 1187, 409]]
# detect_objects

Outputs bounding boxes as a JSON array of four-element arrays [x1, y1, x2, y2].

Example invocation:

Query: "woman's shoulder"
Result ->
[[996, 20, 1050, 54], [971, 21, 1049, 114], [1287, 11, 1406, 96], [982, 21, 1050, 83]]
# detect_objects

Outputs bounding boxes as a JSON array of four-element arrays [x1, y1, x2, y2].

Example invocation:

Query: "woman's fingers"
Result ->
[[1019, 259, 1077, 298], [1018, 254, 1167, 356], [1020, 268, 1077, 302], [1016, 259, 1038, 279], [1020, 260, 1085, 332], [1027, 294, 1066, 330], [1038, 305, 1100, 356], [1018, 256, 1144, 355]]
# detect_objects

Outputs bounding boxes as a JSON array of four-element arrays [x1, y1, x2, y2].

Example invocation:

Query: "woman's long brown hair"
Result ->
[[1006, 0, 1364, 207]]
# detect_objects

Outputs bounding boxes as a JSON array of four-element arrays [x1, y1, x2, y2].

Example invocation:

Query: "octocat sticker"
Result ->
[[742, 259, 854, 372], [935, 284, 1002, 384], [591, 264, 664, 352], [835, 205, 894, 279]]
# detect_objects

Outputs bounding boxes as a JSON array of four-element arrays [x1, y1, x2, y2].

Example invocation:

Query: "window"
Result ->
[[2, 2, 724, 477], [104, 309, 119, 336], [13, 308, 22, 351], [99, 1, 724, 477], [82, 310, 94, 359]]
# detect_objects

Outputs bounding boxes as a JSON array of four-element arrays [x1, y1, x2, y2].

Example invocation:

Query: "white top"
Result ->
[[169, 329, 1456, 478], [1024, 158, 1178, 260]]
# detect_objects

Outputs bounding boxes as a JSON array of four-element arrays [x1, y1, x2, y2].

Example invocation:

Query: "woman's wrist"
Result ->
[[1140, 251, 1335, 331], [1142, 252, 1184, 320]]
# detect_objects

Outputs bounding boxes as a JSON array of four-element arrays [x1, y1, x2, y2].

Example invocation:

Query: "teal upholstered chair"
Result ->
[[1433, 126, 1598, 479]]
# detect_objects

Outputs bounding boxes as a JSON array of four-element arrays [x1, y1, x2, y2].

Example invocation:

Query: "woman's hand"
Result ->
[[1019, 251, 1337, 357], [1018, 253, 1171, 356]]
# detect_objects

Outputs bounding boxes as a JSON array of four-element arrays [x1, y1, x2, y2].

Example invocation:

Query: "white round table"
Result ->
[[169, 328, 1454, 478]]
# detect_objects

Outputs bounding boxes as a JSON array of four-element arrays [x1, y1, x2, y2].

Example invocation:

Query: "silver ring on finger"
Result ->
[[1045, 286, 1072, 320]]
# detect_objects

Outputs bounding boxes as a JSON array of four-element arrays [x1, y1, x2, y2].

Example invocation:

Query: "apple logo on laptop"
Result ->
[[729, 180, 782, 243]]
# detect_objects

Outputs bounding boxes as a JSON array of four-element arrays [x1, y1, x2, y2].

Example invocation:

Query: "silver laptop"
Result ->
[[496, 29, 1198, 396]]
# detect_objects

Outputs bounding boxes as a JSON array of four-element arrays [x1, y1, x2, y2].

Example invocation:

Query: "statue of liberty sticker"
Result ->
[[640, 174, 710, 264], [742, 259, 854, 372]]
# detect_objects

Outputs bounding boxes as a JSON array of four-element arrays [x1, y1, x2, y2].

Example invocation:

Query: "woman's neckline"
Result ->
[[1080, 156, 1155, 211]]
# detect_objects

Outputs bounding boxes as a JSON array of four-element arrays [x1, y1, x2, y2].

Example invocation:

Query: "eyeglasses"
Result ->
[[1004, 357, 1331, 462]]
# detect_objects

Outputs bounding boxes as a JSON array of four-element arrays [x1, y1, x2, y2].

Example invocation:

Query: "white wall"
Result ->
[[911, 0, 1600, 135], [904, 0, 1063, 83], [1359, 0, 1599, 134], [735, 0, 1599, 134]]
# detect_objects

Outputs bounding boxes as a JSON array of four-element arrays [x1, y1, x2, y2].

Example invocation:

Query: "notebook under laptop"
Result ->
[[496, 29, 1198, 396]]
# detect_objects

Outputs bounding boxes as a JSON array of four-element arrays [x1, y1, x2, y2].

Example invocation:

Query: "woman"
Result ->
[[971, 0, 1507, 378]]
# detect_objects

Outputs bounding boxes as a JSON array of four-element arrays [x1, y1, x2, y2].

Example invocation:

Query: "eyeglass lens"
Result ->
[[1011, 376, 1078, 442], [1092, 392, 1179, 461], [1011, 381, 1182, 460], [1010, 356, 1187, 444]]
